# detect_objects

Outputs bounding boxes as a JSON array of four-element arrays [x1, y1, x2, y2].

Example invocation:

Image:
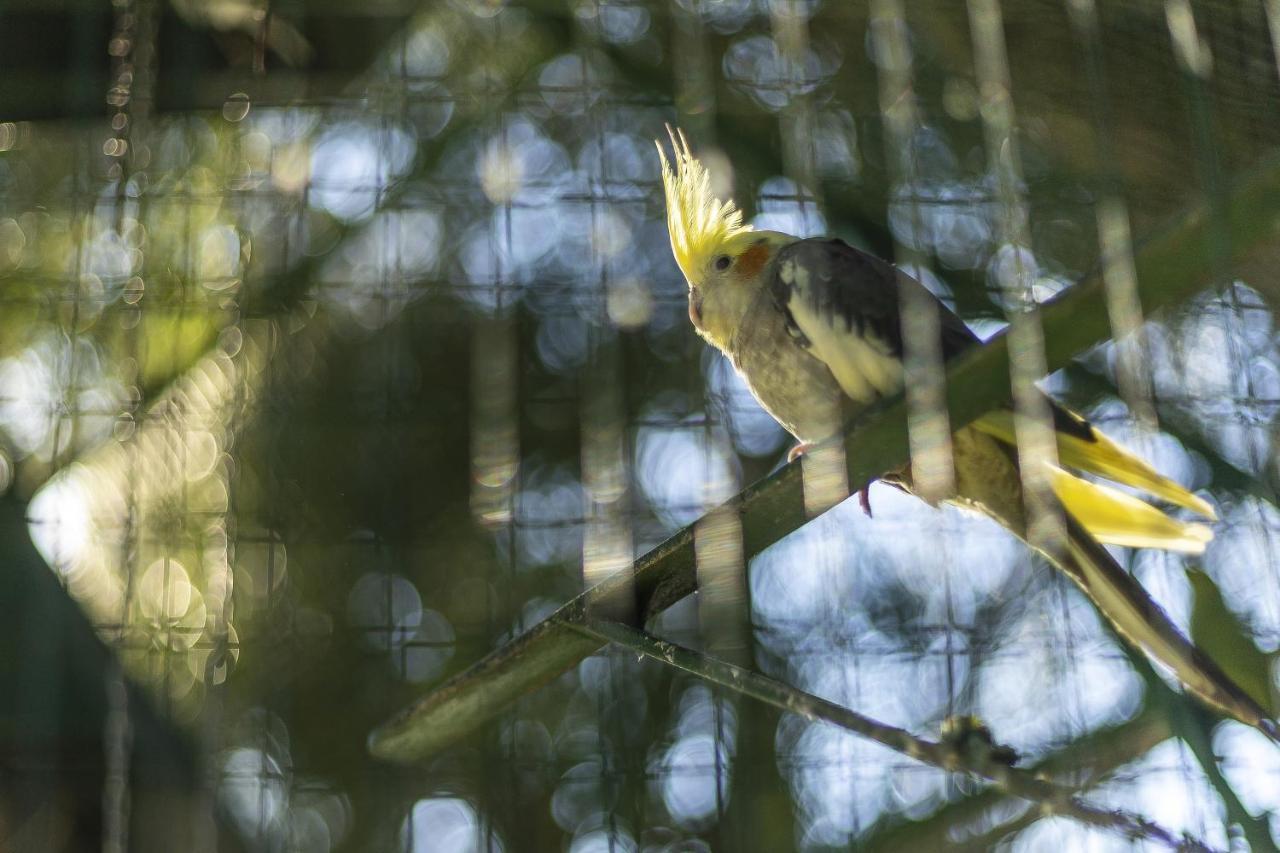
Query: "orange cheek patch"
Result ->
[[734, 243, 771, 280]]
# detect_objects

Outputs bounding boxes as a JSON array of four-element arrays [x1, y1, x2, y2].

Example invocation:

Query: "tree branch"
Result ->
[[368, 150, 1280, 764], [575, 620, 1219, 853]]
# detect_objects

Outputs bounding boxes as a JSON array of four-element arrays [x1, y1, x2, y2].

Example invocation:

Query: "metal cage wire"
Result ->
[[2, 1, 1280, 851]]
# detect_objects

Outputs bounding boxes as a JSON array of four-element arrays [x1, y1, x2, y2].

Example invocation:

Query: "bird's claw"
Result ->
[[787, 442, 814, 464], [791, 442, 875, 516]]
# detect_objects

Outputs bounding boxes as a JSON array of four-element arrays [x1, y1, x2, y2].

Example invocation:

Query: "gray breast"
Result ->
[[727, 289, 846, 444]]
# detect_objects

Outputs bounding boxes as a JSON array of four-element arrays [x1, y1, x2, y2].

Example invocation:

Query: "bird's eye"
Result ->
[[714, 255, 732, 271]]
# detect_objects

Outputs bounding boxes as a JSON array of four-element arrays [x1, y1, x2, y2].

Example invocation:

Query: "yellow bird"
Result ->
[[657, 127, 1274, 737]]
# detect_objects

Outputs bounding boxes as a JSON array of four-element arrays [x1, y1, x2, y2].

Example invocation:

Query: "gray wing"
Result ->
[[770, 241, 1102, 453], [769, 238, 978, 403]]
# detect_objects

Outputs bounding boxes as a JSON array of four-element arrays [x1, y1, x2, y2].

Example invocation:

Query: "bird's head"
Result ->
[[656, 127, 790, 351]]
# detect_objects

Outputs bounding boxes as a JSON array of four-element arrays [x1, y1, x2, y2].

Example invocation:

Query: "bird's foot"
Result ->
[[789, 443, 875, 515], [787, 442, 815, 464], [859, 483, 874, 517]]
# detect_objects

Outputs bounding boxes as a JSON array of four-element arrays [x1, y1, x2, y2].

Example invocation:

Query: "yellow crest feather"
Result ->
[[655, 126, 753, 283]]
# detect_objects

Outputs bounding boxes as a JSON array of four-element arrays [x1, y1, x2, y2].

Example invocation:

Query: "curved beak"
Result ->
[[688, 288, 703, 329]]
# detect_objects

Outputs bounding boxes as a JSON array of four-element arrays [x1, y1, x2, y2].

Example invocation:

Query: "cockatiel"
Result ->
[[657, 128, 1276, 737]]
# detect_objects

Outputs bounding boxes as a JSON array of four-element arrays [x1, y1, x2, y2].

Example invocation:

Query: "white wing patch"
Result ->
[[779, 258, 904, 404]]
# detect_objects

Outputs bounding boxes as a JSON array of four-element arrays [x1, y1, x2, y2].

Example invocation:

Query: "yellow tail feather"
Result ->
[[974, 410, 1216, 520], [1045, 463, 1214, 553]]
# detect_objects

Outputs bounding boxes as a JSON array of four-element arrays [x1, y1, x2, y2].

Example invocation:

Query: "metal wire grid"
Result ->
[[2, 0, 1280, 850]]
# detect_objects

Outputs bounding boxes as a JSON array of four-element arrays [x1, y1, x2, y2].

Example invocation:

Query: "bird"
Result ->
[[656, 126, 1276, 738]]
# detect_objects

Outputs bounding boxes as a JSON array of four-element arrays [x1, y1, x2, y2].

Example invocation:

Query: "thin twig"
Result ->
[[862, 707, 1173, 851], [575, 619, 1221, 853]]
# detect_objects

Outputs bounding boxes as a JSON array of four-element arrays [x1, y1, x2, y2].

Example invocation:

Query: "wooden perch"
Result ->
[[369, 152, 1280, 764]]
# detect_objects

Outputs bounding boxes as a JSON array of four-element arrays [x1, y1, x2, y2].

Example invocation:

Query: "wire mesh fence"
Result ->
[[3, 0, 1280, 850]]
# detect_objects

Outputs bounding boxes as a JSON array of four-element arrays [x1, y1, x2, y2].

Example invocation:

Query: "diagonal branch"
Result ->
[[861, 707, 1174, 851], [575, 620, 1217, 853], [368, 152, 1280, 763]]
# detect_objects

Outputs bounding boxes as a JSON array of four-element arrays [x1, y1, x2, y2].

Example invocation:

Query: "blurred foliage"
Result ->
[[1189, 568, 1277, 716], [2, 1, 1280, 851]]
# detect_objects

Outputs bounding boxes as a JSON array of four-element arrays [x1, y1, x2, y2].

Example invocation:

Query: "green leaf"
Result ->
[[1188, 568, 1275, 715]]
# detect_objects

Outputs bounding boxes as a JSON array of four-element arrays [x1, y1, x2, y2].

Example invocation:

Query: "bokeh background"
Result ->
[[4, 0, 1280, 850]]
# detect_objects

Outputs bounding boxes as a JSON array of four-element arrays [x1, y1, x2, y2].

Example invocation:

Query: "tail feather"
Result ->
[[1056, 516, 1276, 738], [974, 409, 1217, 520], [1045, 464, 1214, 553], [953, 419, 1271, 736]]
